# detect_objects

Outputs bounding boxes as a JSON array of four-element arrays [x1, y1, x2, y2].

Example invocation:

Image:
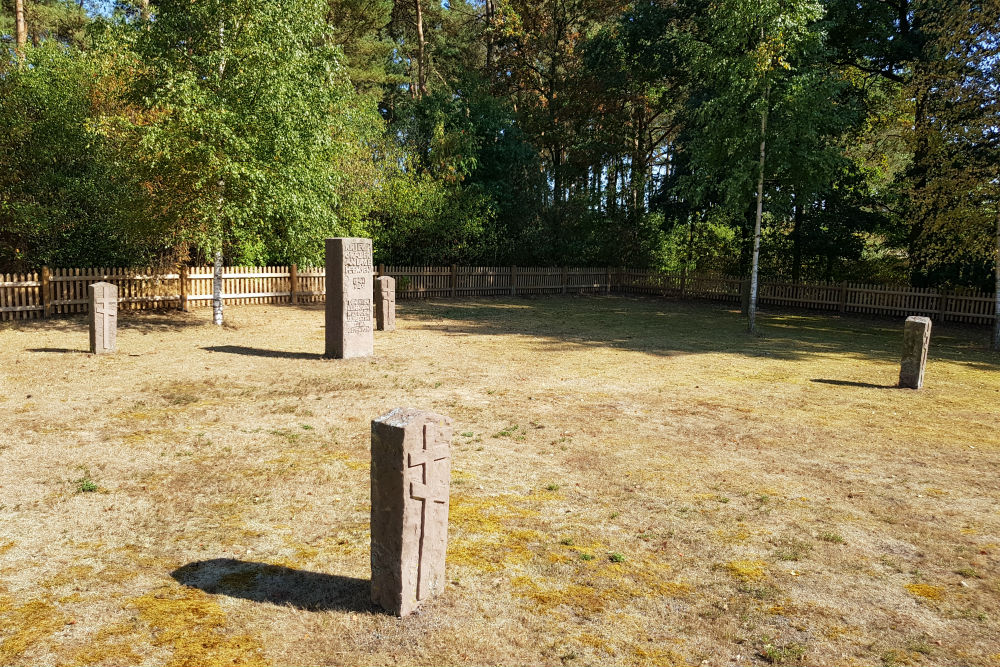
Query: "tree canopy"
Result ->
[[1, 0, 997, 300]]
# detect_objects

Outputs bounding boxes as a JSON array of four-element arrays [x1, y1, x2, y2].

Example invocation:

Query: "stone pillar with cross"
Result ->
[[89, 282, 118, 355], [899, 316, 932, 389], [375, 275, 396, 332], [370, 407, 452, 616]]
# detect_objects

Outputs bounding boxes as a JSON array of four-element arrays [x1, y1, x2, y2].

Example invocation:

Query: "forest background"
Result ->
[[0, 0, 998, 291]]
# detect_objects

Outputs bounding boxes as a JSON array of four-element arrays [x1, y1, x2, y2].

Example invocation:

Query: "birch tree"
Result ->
[[112, 0, 352, 324], [676, 0, 828, 333]]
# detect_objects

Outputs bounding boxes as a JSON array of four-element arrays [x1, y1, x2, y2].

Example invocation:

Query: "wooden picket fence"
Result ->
[[0, 265, 996, 326]]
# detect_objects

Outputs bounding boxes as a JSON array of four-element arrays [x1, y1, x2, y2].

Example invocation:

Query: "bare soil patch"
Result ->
[[1, 297, 998, 666]]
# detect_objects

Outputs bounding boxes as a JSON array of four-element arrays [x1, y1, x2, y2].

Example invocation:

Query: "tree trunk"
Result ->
[[748, 84, 770, 335], [629, 110, 645, 219], [792, 192, 803, 284], [213, 18, 226, 327], [484, 0, 494, 74], [14, 0, 27, 59], [908, 79, 931, 287], [140, 0, 151, 20], [604, 158, 618, 217], [212, 251, 224, 326], [993, 209, 999, 350], [414, 0, 427, 97]]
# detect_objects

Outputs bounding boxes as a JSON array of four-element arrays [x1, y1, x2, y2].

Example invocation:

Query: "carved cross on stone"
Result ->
[[370, 408, 452, 616], [375, 275, 395, 332], [408, 421, 450, 600], [88, 282, 118, 354], [95, 296, 117, 349]]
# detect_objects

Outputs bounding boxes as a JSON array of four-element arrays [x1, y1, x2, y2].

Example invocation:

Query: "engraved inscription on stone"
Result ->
[[370, 407, 452, 617], [88, 282, 118, 355], [899, 316, 931, 389], [325, 238, 374, 358], [375, 276, 396, 332]]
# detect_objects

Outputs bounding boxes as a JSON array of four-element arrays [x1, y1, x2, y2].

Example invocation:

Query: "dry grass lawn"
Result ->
[[1, 296, 999, 667]]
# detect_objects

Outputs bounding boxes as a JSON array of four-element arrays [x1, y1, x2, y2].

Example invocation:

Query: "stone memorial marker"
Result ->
[[88, 282, 118, 355], [325, 237, 374, 358], [899, 315, 931, 389], [370, 407, 452, 617], [375, 276, 396, 332]]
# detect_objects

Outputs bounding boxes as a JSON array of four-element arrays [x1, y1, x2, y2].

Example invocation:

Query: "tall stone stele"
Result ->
[[325, 238, 374, 358], [370, 407, 453, 617], [88, 282, 118, 355], [899, 316, 932, 389], [375, 275, 396, 332]]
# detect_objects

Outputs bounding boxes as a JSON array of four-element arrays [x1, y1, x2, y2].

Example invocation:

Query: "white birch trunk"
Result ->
[[212, 16, 226, 327], [414, 0, 426, 97], [748, 85, 769, 335], [212, 251, 224, 326]]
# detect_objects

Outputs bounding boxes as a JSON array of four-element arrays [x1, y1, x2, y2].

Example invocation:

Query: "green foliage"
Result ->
[[0, 43, 145, 270], [101, 0, 362, 266], [0, 0, 89, 52], [74, 472, 98, 493], [0, 0, 995, 295]]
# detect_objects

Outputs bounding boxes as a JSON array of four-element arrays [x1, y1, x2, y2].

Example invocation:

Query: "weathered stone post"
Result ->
[[325, 238, 374, 358], [88, 282, 118, 355], [375, 276, 396, 332], [899, 316, 932, 389], [370, 408, 452, 617]]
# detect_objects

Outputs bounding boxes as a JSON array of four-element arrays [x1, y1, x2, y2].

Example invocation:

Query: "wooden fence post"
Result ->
[[561, 267, 567, 295], [289, 264, 298, 304], [605, 267, 612, 295], [511, 266, 517, 296], [680, 266, 687, 300], [41, 266, 51, 317], [179, 265, 189, 311], [938, 290, 948, 322], [451, 264, 458, 298], [378, 263, 385, 277], [838, 281, 848, 313]]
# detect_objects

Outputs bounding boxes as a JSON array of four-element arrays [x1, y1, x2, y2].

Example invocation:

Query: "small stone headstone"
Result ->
[[899, 316, 931, 389], [325, 238, 374, 359], [375, 276, 396, 332], [89, 282, 118, 355], [370, 407, 452, 617]]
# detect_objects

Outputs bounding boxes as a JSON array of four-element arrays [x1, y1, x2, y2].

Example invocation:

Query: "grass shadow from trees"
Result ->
[[3, 311, 206, 334], [400, 295, 999, 369]]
